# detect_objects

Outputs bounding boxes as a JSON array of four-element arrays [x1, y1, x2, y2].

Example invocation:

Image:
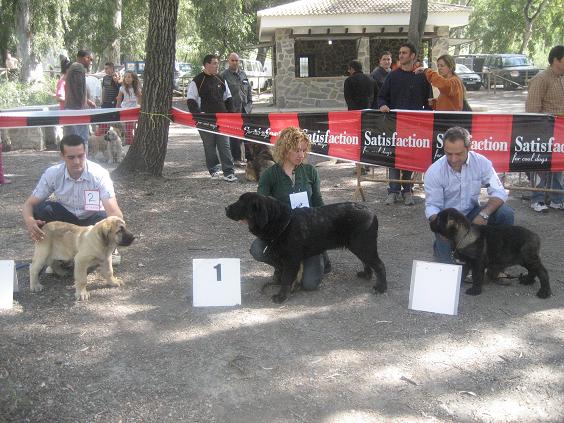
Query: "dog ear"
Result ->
[[250, 198, 269, 230], [100, 219, 117, 246]]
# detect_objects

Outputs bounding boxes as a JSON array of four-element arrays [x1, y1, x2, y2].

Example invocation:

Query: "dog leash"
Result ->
[[262, 214, 293, 254]]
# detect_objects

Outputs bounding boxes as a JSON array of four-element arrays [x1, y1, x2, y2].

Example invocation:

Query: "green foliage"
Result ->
[[0, 78, 57, 110], [466, 0, 563, 61]]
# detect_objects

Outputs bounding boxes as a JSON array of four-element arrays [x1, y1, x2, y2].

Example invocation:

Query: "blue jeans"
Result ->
[[433, 204, 515, 264], [33, 201, 107, 226], [529, 172, 564, 204], [250, 238, 328, 290], [388, 168, 413, 194], [199, 130, 234, 175]]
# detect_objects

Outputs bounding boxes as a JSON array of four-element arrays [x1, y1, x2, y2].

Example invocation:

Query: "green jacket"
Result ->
[[257, 163, 323, 208]]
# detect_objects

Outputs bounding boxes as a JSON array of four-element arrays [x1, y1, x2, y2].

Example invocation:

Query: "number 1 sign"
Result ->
[[192, 259, 241, 307]]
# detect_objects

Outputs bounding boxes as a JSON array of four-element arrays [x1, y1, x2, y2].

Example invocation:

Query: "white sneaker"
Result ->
[[403, 192, 415, 206], [210, 171, 221, 178], [549, 201, 563, 210], [531, 202, 548, 212], [45, 266, 54, 274], [223, 173, 238, 182], [385, 193, 398, 205]]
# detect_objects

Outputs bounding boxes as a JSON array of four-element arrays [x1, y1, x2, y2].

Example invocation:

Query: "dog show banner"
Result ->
[[2, 106, 563, 172]]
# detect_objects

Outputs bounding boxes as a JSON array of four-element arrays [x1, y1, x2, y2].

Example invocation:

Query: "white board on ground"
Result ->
[[0, 260, 18, 309], [193, 258, 241, 307], [409, 260, 462, 316]]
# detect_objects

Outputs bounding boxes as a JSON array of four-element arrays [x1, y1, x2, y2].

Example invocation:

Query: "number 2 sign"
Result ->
[[192, 259, 241, 307]]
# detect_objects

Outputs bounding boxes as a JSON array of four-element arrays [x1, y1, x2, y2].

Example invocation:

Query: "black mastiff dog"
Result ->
[[430, 208, 551, 298], [226, 192, 387, 303]]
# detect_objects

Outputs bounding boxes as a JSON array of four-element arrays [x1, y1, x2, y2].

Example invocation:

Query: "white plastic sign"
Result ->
[[0, 260, 18, 309], [192, 258, 241, 307], [409, 260, 462, 316]]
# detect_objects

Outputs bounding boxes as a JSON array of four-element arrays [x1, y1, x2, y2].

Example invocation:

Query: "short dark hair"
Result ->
[[77, 50, 92, 59], [443, 127, 471, 148], [203, 54, 218, 65], [380, 51, 392, 59], [548, 45, 564, 65], [400, 41, 417, 56], [105, 62, 114, 68], [59, 134, 86, 153], [348, 60, 362, 72]]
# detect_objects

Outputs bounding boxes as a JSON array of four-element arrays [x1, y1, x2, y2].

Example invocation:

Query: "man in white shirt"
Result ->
[[425, 127, 514, 263], [22, 134, 124, 265]]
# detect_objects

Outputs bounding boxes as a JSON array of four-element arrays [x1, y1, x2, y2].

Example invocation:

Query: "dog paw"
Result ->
[[75, 289, 90, 301], [108, 277, 122, 287], [372, 284, 387, 294], [536, 288, 552, 299], [30, 283, 44, 292], [271, 294, 288, 304], [519, 273, 535, 285], [465, 286, 482, 296], [356, 270, 371, 280]]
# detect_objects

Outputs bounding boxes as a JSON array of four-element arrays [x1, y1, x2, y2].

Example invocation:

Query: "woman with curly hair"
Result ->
[[251, 126, 331, 290]]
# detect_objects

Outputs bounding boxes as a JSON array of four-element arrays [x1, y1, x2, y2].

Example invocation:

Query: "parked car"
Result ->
[[219, 58, 271, 91], [456, 63, 482, 91], [454, 54, 489, 73], [174, 62, 196, 93], [481, 54, 539, 90]]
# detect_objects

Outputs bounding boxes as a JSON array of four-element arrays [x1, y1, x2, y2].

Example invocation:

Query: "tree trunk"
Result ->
[[15, 0, 31, 83], [107, 0, 122, 65], [408, 0, 428, 50], [113, 0, 179, 177], [519, 0, 547, 54]]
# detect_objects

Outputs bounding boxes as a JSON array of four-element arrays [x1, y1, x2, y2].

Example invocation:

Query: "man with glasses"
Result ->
[[64, 50, 96, 144]]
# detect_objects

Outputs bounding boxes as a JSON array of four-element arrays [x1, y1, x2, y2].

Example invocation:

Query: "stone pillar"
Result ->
[[357, 36, 370, 74], [431, 26, 450, 65], [274, 29, 295, 109]]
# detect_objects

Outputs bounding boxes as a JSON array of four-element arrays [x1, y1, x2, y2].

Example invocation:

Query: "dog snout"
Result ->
[[119, 230, 136, 246]]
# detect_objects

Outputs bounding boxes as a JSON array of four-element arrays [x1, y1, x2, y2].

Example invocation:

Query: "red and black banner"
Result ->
[[2, 107, 563, 172]]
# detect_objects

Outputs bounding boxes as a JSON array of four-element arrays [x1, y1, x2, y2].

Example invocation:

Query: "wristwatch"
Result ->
[[479, 211, 490, 220]]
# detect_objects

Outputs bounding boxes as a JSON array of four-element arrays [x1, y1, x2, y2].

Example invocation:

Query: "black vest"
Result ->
[[193, 72, 228, 113]]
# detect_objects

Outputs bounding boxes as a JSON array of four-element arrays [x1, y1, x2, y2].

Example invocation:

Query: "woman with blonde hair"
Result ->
[[251, 126, 331, 290], [415, 54, 464, 111]]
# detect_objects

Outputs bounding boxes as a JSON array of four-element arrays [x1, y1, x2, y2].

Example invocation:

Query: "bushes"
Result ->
[[0, 79, 57, 110]]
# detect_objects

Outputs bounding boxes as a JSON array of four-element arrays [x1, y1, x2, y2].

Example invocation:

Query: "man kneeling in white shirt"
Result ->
[[424, 127, 514, 263]]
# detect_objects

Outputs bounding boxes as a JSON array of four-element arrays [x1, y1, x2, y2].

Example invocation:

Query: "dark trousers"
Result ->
[[33, 201, 107, 226]]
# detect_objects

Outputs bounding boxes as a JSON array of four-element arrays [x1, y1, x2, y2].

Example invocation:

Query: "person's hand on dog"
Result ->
[[26, 218, 46, 242], [471, 215, 488, 226]]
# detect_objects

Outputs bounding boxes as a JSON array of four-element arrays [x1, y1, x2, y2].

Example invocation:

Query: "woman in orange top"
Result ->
[[415, 54, 464, 111]]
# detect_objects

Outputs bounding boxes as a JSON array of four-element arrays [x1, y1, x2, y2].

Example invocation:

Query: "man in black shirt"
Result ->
[[343, 60, 374, 110], [95, 62, 121, 135], [187, 54, 237, 182], [377, 42, 432, 206]]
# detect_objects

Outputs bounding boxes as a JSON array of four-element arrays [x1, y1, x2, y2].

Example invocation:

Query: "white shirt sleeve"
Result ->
[[186, 80, 201, 108], [31, 168, 56, 200], [424, 164, 445, 219], [223, 82, 232, 101]]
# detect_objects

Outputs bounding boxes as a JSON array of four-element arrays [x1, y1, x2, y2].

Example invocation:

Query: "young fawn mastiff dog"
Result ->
[[29, 216, 135, 300]]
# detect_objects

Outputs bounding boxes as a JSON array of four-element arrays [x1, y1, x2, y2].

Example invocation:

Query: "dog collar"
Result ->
[[455, 228, 472, 252]]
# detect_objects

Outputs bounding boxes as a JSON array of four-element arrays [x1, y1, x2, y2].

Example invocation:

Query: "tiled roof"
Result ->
[[259, 0, 471, 16]]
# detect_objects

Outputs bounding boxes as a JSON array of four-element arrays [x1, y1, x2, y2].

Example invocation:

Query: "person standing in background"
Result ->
[[116, 70, 142, 145], [55, 56, 71, 110], [221, 52, 253, 167], [64, 50, 96, 144], [95, 62, 121, 136], [415, 54, 464, 111], [525, 45, 564, 212]]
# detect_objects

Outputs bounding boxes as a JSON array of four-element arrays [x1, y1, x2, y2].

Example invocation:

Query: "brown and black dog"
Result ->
[[430, 208, 551, 298], [245, 143, 275, 182]]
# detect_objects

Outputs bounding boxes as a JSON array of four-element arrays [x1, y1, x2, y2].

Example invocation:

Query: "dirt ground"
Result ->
[[1, 120, 563, 423]]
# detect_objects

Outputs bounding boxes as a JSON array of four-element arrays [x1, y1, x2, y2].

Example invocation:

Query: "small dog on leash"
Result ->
[[89, 127, 123, 164]]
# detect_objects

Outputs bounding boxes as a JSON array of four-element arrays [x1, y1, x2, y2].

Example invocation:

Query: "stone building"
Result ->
[[257, 0, 472, 108]]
